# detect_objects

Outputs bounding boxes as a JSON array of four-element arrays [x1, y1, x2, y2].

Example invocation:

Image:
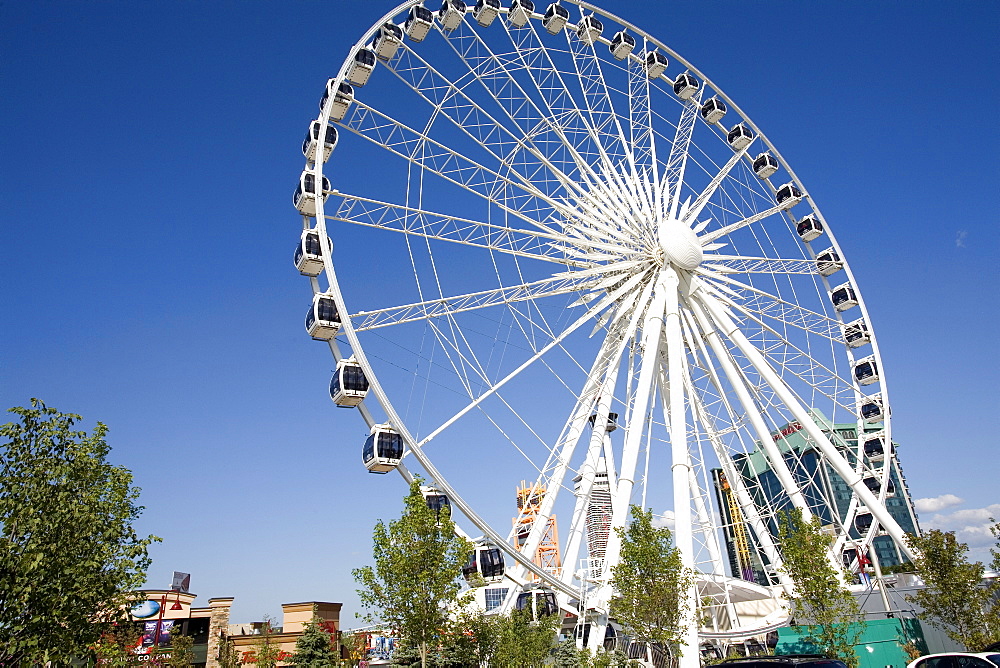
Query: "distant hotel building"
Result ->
[[712, 410, 920, 586]]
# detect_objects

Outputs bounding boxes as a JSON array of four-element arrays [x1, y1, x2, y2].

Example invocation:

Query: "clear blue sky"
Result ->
[[2, 0, 998, 625]]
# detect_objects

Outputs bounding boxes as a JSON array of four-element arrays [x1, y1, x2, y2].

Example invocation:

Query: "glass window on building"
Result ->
[[484, 587, 509, 612]]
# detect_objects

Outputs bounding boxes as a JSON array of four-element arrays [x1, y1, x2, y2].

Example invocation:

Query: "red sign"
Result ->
[[772, 421, 802, 441]]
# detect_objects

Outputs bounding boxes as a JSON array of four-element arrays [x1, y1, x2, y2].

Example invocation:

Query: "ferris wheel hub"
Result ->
[[658, 217, 703, 270]]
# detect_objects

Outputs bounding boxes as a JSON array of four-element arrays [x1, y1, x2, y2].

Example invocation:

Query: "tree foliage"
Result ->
[[290, 615, 338, 666], [778, 509, 864, 668], [469, 608, 559, 667], [353, 478, 471, 668], [156, 632, 195, 667], [0, 400, 160, 664], [905, 528, 1000, 651], [251, 617, 283, 668], [217, 636, 242, 668], [609, 505, 695, 650]]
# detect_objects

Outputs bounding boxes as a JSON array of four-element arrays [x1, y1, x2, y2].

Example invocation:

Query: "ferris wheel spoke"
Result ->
[[325, 191, 613, 267], [626, 55, 658, 190], [680, 145, 751, 226], [350, 273, 600, 332], [700, 256, 818, 276], [385, 43, 589, 204], [341, 101, 562, 229], [662, 91, 703, 213], [702, 274, 844, 343], [698, 202, 793, 243]]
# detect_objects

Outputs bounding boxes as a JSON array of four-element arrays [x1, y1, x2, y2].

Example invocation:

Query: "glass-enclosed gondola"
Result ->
[[542, 3, 569, 34], [727, 123, 755, 151], [302, 120, 339, 163], [609, 29, 635, 60], [293, 171, 331, 217], [842, 318, 871, 348], [842, 546, 859, 570], [305, 292, 341, 340], [588, 411, 619, 432], [863, 475, 896, 497], [775, 182, 803, 209], [346, 48, 377, 86], [752, 152, 778, 179], [439, 0, 467, 32], [854, 356, 879, 386], [701, 97, 727, 124], [294, 228, 333, 277], [515, 584, 558, 622], [473, 0, 500, 27], [405, 5, 435, 41], [576, 15, 603, 44], [421, 485, 452, 522], [644, 50, 669, 78], [860, 394, 887, 423], [863, 432, 886, 461], [673, 72, 699, 100], [508, 0, 534, 28], [319, 79, 354, 122], [854, 511, 875, 534], [363, 423, 404, 473], [830, 282, 858, 312], [796, 215, 824, 242], [463, 542, 505, 585], [373, 22, 403, 60], [815, 247, 843, 277], [330, 357, 370, 406]]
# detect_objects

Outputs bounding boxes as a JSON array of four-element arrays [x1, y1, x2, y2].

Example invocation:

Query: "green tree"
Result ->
[[472, 608, 559, 667], [90, 623, 142, 665], [290, 615, 338, 666], [0, 400, 160, 664], [155, 631, 195, 667], [778, 509, 864, 668], [251, 617, 283, 668], [217, 636, 242, 668], [354, 478, 471, 668], [906, 528, 1000, 651], [609, 505, 695, 652]]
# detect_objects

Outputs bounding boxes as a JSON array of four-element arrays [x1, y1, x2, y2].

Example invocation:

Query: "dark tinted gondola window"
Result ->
[[864, 438, 883, 457], [379, 432, 403, 459], [305, 307, 316, 330], [305, 233, 321, 256], [356, 50, 376, 65], [344, 365, 369, 391], [363, 434, 375, 462], [330, 374, 342, 395], [482, 548, 504, 577], [515, 592, 530, 611], [317, 298, 339, 322], [861, 403, 881, 419]]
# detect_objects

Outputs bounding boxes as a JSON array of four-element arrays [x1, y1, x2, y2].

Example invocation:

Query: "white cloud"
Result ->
[[921, 502, 1000, 552], [651, 510, 675, 529], [914, 493, 964, 513], [955, 230, 968, 248]]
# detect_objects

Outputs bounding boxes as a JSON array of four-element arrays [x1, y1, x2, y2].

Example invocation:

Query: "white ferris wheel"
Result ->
[[294, 0, 913, 659]]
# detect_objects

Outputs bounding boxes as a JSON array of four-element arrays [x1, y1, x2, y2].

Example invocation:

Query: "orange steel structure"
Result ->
[[514, 481, 562, 579]]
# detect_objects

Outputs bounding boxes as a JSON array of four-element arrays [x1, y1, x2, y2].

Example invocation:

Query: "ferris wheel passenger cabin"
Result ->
[[842, 317, 871, 348], [515, 584, 558, 622], [346, 48, 377, 86], [294, 229, 333, 277], [829, 282, 858, 312], [854, 356, 879, 386], [508, 0, 534, 28], [775, 182, 803, 209], [373, 22, 404, 60], [701, 97, 727, 124], [860, 394, 887, 423], [421, 485, 452, 521], [405, 5, 435, 41], [854, 510, 875, 535], [796, 215, 824, 242], [542, 3, 569, 34], [439, 0, 467, 32], [643, 50, 669, 78], [305, 293, 341, 340], [815, 247, 843, 276], [673, 73, 700, 100], [863, 432, 886, 461], [473, 0, 500, 27], [293, 171, 331, 216], [319, 79, 354, 122], [863, 475, 895, 497], [576, 15, 603, 44], [330, 357, 370, 406], [609, 30, 635, 59], [753, 152, 778, 179], [727, 123, 754, 151], [363, 423, 404, 473], [463, 542, 506, 584], [302, 121, 339, 164]]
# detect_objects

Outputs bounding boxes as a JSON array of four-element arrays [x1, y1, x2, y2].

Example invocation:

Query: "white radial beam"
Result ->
[[349, 273, 598, 332], [700, 256, 818, 276], [694, 279, 917, 562], [681, 146, 749, 225], [685, 295, 813, 515], [663, 92, 703, 213], [325, 191, 619, 266], [699, 202, 790, 244]]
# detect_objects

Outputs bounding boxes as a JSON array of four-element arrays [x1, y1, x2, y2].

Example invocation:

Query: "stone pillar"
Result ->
[[206, 597, 234, 668]]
